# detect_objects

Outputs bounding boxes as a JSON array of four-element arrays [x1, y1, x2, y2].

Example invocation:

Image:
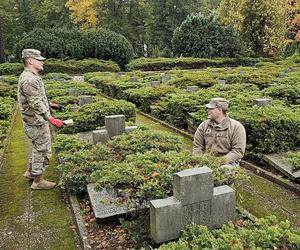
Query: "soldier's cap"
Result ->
[[22, 49, 46, 61], [205, 97, 229, 110]]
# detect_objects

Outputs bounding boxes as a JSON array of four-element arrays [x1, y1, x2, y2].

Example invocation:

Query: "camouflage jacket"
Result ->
[[192, 116, 246, 164], [18, 69, 51, 126]]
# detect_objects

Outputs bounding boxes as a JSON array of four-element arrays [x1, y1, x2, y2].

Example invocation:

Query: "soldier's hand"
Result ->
[[50, 103, 65, 111], [49, 116, 64, 128]]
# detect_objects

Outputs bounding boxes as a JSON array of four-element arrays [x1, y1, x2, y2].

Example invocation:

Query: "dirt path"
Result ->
[[0, 111, 80, 250]]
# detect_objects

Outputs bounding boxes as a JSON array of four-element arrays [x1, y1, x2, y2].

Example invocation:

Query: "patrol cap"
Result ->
[[22, 49, 46, 60], [205, 97, 229, 110]]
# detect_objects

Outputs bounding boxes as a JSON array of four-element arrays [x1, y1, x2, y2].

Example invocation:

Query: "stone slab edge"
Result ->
[[241, 160, 300, 195], [68, 193, 91, 250], [262, 154, 300, 181]]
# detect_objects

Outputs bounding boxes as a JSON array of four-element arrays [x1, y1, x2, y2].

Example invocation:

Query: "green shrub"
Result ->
[[0, 75, 18, 85], [56, 99, 136, 134], [0, 97, 15, 120], [263, 84, 300, 105], [172, 13, 246, 58], [44, 59, 120, 74], [0, 120, 10, 149], [286, 152, 300, 171], [45, 80, 97, 99], [14, 27, 133, 68], [0, 63, 23, 76], [0, 83, 17, 99], [43, 73, 72, 81], [124, 86, 178, 113], [91, 150, 246, 203], [83, 29, 134, 68], [126, 57, 258, 71], [107, 129, 184, 160], [54, 129, 184, 194], [159, 216, 300, 249], [54, 134, 113, 193]]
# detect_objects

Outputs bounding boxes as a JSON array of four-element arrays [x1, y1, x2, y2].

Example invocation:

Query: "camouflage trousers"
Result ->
[[23, 122, 51, 176]]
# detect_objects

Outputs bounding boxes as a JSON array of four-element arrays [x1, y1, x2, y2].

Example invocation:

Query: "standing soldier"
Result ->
[[18, 49, 64, 190]]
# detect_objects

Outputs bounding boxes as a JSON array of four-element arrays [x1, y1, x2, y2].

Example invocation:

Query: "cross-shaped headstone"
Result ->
[[80, 115, 137, 144], [150, 166, 236, 243]]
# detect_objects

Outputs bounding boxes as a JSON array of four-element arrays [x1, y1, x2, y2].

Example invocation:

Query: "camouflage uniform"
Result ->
[[18, 69, 51, 176]]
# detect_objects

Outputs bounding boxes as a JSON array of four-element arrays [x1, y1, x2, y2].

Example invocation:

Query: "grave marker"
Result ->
[[150, 166, 236, 243], [263, 153, 300, 182], [69, 88, 80, 96], [151, 81, 160, 87], [79, 95, 94, 106], [186, 86, 199, 92], [80, 115, 137, 144], [255, 98, 271, 107], [217, 80, 226, 84]]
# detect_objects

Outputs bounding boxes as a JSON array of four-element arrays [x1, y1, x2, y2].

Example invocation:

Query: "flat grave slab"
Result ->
[[87, 183, 131, 220], [263, 153, 300, 182]]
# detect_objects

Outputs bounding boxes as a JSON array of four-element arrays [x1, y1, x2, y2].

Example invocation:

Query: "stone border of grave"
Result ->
[[67, 194, 91, 250], [262, 153, 300, 182], [241, 160, 300, 195]]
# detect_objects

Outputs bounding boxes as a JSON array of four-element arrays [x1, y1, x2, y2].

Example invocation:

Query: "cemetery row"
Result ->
[[38, 73, 298, 248], [0, 69, 299, 248], [84, 61, 300, 172]]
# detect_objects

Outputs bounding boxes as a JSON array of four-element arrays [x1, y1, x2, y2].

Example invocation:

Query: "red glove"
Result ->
[[49, 117, 64, 128]]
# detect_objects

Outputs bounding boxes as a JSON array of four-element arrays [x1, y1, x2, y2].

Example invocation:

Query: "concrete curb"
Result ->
[[241, 160, 300, 195], [68, 194, 91, 250]]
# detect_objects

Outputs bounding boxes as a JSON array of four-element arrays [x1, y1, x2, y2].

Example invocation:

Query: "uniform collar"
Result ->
[[208, 115, 230, 129], [24, 67, 39, 76]]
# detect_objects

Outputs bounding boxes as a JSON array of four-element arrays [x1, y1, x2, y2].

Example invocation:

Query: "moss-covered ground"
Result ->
[[0, 111, 80, 249]]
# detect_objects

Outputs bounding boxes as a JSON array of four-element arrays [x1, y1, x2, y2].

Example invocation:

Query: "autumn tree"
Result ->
[[217, 0, 245, 31], [242, 0, 287, 56]]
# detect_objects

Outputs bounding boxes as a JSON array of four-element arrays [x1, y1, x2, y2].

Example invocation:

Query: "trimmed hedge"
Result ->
[[0, 59, 120, 76], [56, 99, 136, 134], [124, 86, 178, 113], [0, 97, 15, 150], [159, 216, 300, 249], [126, 57, 259, 71]]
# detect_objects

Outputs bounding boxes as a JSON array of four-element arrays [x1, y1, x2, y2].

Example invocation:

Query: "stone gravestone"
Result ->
[[151, 81, 160, 87], [72, 75, 84, 82], [255, 98, 271, 107], [186, 86, 199, 92], [87, 183, 132, 220], [130, 76, 139, 82], [150, 166, 236, 244], [217, 79, 226, 84], [80, 115, 137, 145], [79, 95, 94, 106], [68, 88, 80, 96], [161, 74, 172, 83]]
